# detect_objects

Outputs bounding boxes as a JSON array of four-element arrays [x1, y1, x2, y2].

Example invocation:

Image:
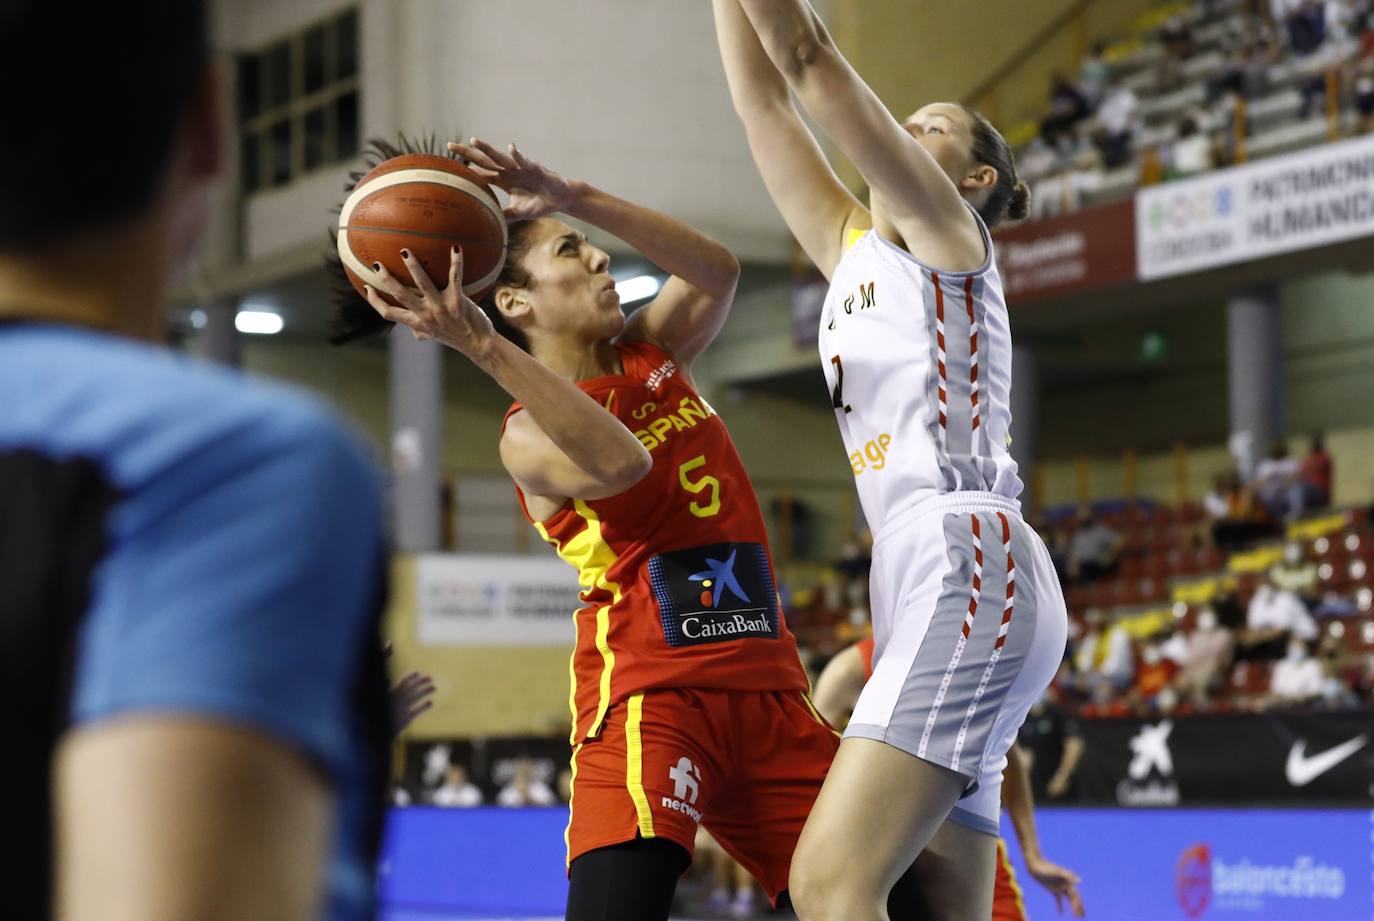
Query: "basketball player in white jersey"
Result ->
[[712, 3, 1069, 919]]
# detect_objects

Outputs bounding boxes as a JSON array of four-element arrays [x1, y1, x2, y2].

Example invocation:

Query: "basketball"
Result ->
[[336, 153, 507, 305]]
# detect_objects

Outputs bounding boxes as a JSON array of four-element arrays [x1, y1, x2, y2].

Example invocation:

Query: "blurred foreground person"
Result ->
[[0, 4, 391, 919]]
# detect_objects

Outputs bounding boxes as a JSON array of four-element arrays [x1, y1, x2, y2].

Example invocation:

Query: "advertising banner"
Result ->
[[377, 807, 1373, 921], [1002, 808, 1372, 921], [994, 197, 1138, 303], [1074, 712, 1372, 806], [1137, 133, 1374, 279], [415, 553, 580, 646]]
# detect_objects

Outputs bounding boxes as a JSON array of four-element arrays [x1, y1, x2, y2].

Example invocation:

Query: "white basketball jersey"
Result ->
[[817, 211, 1022, 536]]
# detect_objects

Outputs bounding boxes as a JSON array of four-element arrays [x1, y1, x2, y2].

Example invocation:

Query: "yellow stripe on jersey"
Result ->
[[535, 519, 584, 740], [625, 693, 656, 838], [844, 227, 868, 253], [998, 839, 1029, 921], [564, 742, 583, 868], [536, 499, 622, 740]]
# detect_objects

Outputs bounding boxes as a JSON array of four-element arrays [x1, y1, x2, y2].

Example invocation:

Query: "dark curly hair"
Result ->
[[327, 133, 536, 350], [957, 105, 1031, 227]]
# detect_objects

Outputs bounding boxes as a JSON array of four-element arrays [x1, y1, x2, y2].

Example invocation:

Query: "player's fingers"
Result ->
[[1070, 889, 1085, 918], [472, 137, 518, 169], [448, 141, 503, 173], [401, 249, 443, 303], [448, 247, 463, 293], [370, 263, 422, 310], [509, 143, 533, 169], [1053, 892, 1064, 914], [363, 286, 413, 326], [382, 641, 394, 657]]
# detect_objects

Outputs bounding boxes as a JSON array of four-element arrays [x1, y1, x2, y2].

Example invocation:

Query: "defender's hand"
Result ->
[[1025, 853, 1085, 917]]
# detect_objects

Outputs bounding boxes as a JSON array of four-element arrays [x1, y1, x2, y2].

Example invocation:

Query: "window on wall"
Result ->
[[237, 8, 360, 194]]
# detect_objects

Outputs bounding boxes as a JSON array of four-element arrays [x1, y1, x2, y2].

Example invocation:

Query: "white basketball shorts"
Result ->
[[845, 491, 1068, 835]]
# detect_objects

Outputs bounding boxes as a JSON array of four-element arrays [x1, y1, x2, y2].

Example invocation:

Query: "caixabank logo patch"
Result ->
[[649, 542, 779, 647], [1175, 842, 1346, 917]]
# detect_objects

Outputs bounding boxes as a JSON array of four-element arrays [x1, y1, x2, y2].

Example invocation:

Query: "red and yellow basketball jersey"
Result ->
[[503, 340, 810, 744]]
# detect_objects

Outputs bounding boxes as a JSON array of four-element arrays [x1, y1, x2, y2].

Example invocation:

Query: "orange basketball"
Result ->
[[336, 153, 507, 306]]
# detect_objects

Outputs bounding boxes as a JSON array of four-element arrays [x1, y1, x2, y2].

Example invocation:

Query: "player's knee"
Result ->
[[788, 855, 883, 921]]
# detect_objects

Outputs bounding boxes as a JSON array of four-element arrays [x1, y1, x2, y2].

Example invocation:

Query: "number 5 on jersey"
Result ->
[[830, 355, 852, 414], [678, 455, 721, 518]]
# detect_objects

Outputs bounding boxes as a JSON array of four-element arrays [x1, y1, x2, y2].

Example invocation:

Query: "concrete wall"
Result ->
[[210, 0, 800, 274]]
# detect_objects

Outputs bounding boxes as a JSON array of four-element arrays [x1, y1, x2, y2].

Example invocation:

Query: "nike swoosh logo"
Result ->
[[1286, 735, 1369, 787]]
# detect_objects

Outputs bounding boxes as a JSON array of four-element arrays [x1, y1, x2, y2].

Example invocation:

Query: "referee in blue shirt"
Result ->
[[0, 4, 392, 920]]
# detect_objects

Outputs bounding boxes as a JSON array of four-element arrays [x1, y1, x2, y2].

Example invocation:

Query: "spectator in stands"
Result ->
[[1267, 637, 1324, 703], [1017, 690, 1085, 800], [1041, 71, 1092, 148], [1213, 581, 1248, 630], [1298, 431, 1333, 511], [1254, 440, 1304, 521], [1242, 574, 1320, 659], [1276, 0, 1329, 54], [1316, 636, 1362, 707], [1176, 607, 1236, 707], [431, 764, 483, 808], [1158, 622, 1190, 667], [1270, 541, 1320, 601], [1210, 37, 1252, 102], [1204, 472, 1232, 521], [1017, 135, 1061, 186], [1092, 84, 1140, 169], [1135, 638, 1181, 706], [1075, 608, 1136, 691], [1165, 108, 1216, 178], [1080, 40, 1112, 109], [834, 529, 872, 602], [1032, 145, 1105, 218], [1067, 512, 1123, 583], [496, 757, 557, 807], [1157, 15, 1196, 92], [1208, 470, 1273, 550], [1351, 50, 1374, 134]]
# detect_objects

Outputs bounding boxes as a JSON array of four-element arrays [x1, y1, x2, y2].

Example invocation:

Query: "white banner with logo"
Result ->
[[415, 553, 581, 646], [1136, 133, 1374, 280]]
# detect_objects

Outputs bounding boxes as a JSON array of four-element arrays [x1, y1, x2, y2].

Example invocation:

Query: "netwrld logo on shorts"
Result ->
[[649, 542, 779, 647]]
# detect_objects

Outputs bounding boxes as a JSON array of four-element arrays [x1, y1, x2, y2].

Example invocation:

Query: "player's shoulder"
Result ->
[[0, 324, 377, 491]]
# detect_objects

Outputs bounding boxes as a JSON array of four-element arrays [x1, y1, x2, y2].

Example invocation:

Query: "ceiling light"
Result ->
[[235, 310, 283, 335], [615, 275, 660, 305]]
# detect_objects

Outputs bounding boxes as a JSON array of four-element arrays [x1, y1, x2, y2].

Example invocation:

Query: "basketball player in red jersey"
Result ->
[[341, 137, 930, 921], [814, 639, 1085, 920]]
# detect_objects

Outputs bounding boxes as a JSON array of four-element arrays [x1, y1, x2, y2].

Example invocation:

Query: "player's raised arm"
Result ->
[[366, 248, 651, 501], [712, 0, 866, 279], [731, 0, 983, 254], [451, 139, 740, 369]]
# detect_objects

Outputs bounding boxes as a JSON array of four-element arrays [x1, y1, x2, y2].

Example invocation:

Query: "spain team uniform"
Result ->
[[503, 339, 836, 899], [818, 210, 1067, 837], [1, 323, 392, 921], [855, 638, 1031, 921]]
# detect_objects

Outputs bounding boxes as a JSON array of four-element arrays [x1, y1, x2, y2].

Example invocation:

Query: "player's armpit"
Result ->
[[54, 717, 332, 921], [501, 410, 648, 502]]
